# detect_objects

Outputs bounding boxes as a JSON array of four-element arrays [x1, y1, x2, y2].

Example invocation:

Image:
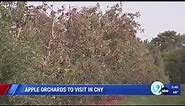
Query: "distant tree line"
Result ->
[[144, 31, 185, 84]]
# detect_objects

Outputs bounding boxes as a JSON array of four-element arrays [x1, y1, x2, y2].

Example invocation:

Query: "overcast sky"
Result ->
[[28, 1, 185, 41]]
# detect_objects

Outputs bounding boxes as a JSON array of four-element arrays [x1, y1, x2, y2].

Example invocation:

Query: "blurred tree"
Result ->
[[151, 31, 181, 51], [150, 31, 185, 84]]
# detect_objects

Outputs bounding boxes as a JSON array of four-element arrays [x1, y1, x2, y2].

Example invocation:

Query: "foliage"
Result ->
[[151, 31, 181, 51], [150, 31, 185, 84], [0, 2, 169, 105]]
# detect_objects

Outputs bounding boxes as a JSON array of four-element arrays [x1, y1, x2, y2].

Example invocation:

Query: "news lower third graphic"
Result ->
[[0, 81, 180, 96]]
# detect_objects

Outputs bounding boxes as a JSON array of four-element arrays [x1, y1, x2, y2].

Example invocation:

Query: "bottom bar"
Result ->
[[0, 81, 181, 96]]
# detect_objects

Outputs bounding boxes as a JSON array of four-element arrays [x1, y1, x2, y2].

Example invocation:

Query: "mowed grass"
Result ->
[[118, 84, 185, 105]]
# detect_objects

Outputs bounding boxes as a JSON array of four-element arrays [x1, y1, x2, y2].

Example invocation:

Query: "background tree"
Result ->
[[150, 31, 185, 84], [151, 31, 181, 51]]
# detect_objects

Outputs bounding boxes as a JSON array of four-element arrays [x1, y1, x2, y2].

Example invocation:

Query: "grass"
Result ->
[[118, 84, 185, 105]]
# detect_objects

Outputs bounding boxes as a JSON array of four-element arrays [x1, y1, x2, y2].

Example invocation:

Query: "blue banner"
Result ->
[[6, 82, 180, 96]]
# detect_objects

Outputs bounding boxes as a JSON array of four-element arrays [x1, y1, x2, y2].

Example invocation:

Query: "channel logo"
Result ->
[[150, 81, 164, 95]]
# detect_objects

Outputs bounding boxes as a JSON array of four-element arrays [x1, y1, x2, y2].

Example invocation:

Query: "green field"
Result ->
[[118, 84, 185, 105]]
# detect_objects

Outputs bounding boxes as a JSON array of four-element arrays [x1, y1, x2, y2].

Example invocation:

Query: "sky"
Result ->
[[27, 1, 185, 41]]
